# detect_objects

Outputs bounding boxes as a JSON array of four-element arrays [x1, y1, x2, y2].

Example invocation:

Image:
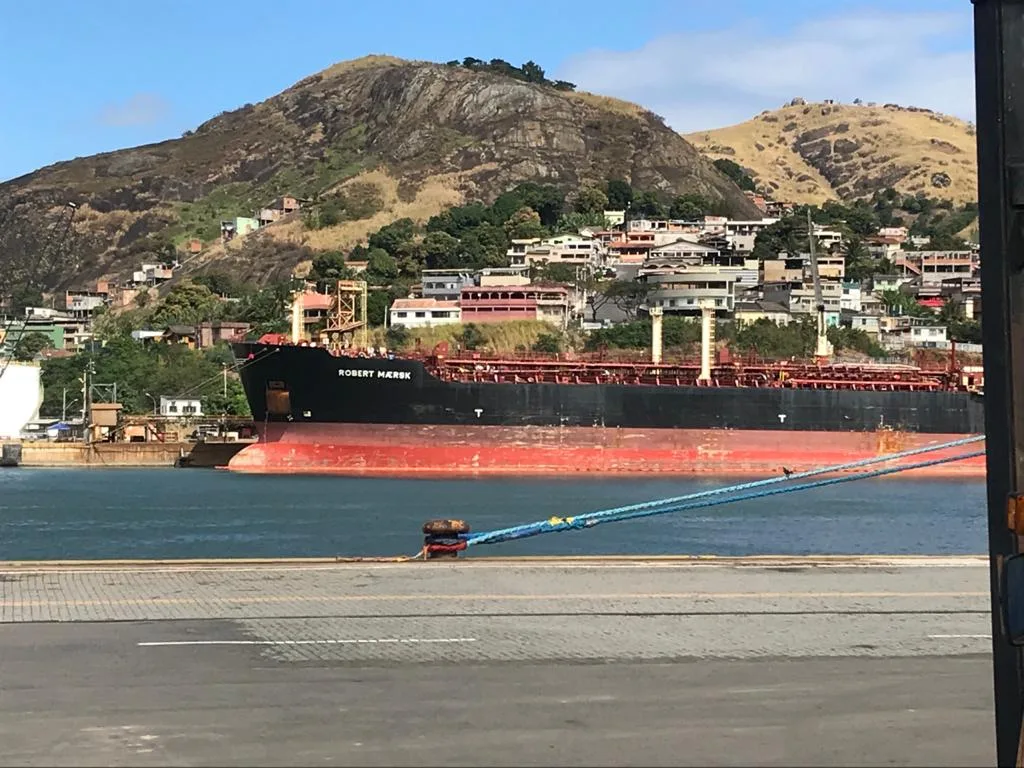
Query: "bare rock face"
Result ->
[[0, 58, 758, 291]]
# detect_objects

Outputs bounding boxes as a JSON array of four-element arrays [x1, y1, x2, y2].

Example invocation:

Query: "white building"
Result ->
[[850, 314, 881, 337], [882, 324, 949, 350], [132, 263, 174, 285], [389, 298, 462, 329], [723, 219, 780, 253], [507, 235, 602, 270], [840, 281, 862, 312], [159, 396, 202, 418]]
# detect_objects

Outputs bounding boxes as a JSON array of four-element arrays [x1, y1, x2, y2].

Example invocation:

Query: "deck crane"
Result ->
[[805, 208, 833, 363]]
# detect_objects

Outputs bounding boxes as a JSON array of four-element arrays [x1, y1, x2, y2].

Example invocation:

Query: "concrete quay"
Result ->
[[0, 556, 998, 766]]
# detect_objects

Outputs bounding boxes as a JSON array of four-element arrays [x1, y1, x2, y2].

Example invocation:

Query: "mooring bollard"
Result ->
[[421, 519, 470, 559]]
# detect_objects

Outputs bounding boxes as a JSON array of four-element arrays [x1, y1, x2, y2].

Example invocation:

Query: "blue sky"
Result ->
[[0, 0, 974, 183]]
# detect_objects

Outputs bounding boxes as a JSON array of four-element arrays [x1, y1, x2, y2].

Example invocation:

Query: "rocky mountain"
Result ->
[[684, 100, 977, 206], [0, 55, 760, 295]]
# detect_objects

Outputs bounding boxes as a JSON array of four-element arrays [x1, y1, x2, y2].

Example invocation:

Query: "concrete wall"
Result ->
[[16, 442, 190, 467]]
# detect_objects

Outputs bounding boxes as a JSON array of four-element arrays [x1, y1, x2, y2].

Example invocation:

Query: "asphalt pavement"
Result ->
[[0, 557, 998, 766]]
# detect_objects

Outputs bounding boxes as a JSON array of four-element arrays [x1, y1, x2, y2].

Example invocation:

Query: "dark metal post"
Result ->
[[974, 1, 1024, 764]]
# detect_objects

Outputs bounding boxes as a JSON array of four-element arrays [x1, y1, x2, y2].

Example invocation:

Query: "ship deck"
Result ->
[[0, 556, 995, 765]]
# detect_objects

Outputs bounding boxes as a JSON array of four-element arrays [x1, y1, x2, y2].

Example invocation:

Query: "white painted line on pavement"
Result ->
[[137, 637, 478, 647], [927, 634, 991, 639]]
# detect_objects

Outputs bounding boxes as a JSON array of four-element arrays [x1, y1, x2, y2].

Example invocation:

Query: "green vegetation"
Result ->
[[303, 181, 385, 229], [753, 194, 977, 261], [713, 159, 757, 192], [39, 338, 250, 419], [11, 331, 53, 362], [445, 57, 576, 91], [584, 317, 702, 351]]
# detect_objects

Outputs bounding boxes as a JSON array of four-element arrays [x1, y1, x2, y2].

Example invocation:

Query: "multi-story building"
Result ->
[[65, 280, 110, 319], [419, 269, 475, 301], [723, 219, 779, 253], [508, 235, 602, 270], [641, 240, 759, 315], [840, 280, 862, 312], [459, 285, 569, 326], [389, 298, 462, 329], [762, 281, 842, 327], [762, 257, 804, 283], [895, 251, 976, 286], [132, 262, 174, 286]]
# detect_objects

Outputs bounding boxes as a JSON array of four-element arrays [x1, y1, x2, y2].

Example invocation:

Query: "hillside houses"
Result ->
[[382, 208, 981, 354]]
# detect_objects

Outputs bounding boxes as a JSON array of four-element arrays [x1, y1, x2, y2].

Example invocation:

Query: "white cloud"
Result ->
[[555, 10, 975, 133], [96, 93, 171, 127]]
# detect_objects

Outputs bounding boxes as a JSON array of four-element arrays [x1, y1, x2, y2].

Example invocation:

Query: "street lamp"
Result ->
[[144, 392, 157, 416]]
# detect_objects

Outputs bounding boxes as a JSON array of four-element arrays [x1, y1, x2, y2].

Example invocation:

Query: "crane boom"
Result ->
[[805, 209, 833, 361]]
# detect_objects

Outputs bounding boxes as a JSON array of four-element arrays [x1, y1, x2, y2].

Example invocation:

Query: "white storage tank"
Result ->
[[0, 363, 43, 438]]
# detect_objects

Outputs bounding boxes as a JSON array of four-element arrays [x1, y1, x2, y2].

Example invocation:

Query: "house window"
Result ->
[[397, 312, 407, 318], [415, 312, 426, 318], [169, 404, 178, 413]]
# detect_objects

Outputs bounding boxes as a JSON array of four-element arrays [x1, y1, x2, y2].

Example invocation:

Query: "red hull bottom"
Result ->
[[226, 424, 986, 478]]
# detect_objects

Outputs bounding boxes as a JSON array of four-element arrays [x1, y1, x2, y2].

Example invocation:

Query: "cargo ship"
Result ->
[[228, 334, 986, 478]]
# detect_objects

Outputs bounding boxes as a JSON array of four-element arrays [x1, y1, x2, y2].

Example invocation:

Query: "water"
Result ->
[[0, 467, 988, 560]]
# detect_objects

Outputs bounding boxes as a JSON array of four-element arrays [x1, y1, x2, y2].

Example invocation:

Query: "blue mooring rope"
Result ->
[[461, 435, 986, 548]]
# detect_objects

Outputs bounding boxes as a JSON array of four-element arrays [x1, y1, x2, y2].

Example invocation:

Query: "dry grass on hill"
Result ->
[[685, 101, 977, 205]]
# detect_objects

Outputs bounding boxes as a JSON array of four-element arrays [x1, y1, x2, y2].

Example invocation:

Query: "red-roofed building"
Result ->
[[388, 298, 461, 329]]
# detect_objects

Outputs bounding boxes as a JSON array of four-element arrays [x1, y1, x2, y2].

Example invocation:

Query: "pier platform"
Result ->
[[0, 556, 996, 766]]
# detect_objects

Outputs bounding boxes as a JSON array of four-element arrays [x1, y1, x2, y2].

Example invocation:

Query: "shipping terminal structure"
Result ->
[[228, 302, 986, 478]]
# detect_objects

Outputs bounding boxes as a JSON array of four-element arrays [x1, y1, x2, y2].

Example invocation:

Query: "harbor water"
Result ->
[[0, 467, 987, 560]]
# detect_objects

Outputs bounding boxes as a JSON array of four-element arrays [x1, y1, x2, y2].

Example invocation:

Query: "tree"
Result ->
[[460, 222, 509, 269], [368, 218, 417, 254], [203, 377, 251, 417], [735, 317, 817, 359], [556, 211, 607, 233], [459, 324, 485, 350], [669, 194, 711, 220], [232, 281, 294, 336], [10, 284, 43, 314], [574, 186, 609, 215], [308, 251, 353, 287], [712, 158, 756, 192], [841, 237, 877, 281], [193, 271, 242, 297], [364, 248, 400, 286], [632, 190, 666, 218], [605, 179, 633, 210], [532, 262, 577, 284], [752, 214, 808, 260], [422, 231, 463, 269], [504, 207, 546, 239], [385, 324, 411, 350], [938, 297, 965, 325], [603, 280, 650, 320], [12, 331, 53, 361], [532, 332, 563, 355], [521, 60, 546, 83], [151, 281, 223, 326], [502, 183, 565, 227]]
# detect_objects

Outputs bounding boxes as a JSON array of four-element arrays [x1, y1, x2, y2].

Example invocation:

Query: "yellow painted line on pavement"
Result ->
[[2, 590, 988, 608]]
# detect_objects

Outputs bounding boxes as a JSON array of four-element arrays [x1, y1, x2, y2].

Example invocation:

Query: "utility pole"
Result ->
[[973, 1, 1024, 764]]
